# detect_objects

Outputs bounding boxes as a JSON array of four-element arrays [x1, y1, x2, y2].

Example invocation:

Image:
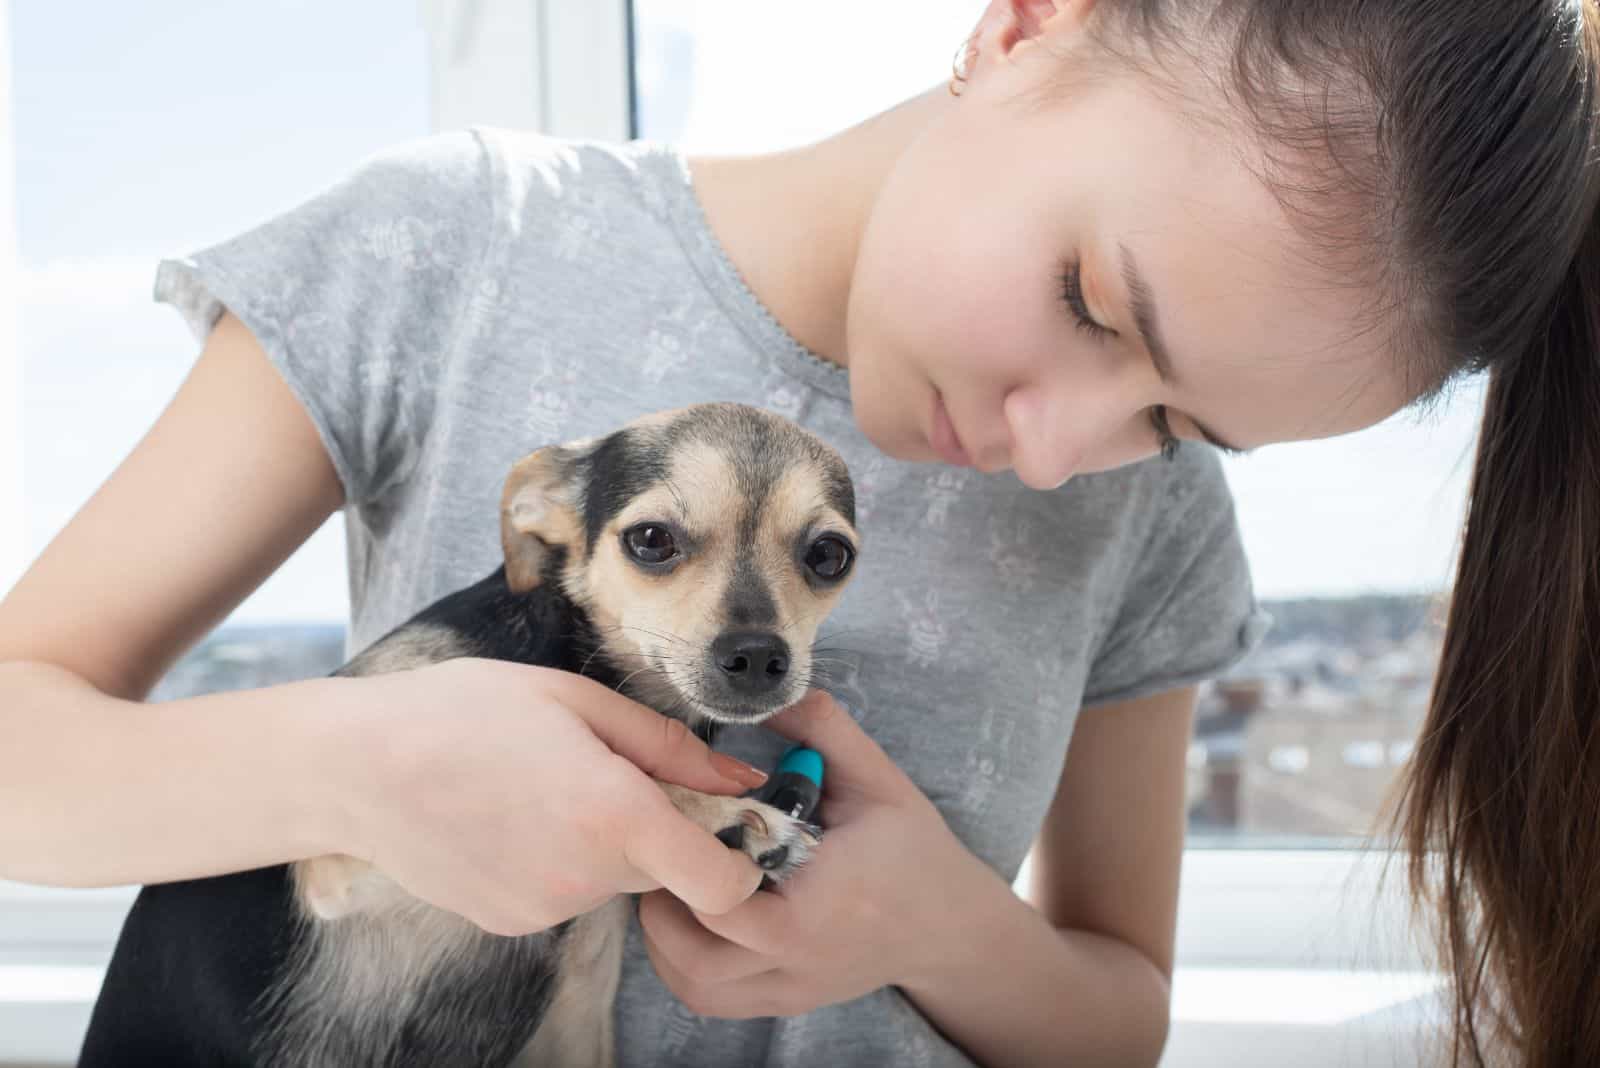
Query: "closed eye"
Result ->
[[1061, 261, 1115, 341], [1164, 408, 1252, 459], [1065, 258, 1252, 458]]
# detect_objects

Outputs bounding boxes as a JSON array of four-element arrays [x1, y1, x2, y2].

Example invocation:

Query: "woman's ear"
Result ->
[[968, 0, 1099, 79]]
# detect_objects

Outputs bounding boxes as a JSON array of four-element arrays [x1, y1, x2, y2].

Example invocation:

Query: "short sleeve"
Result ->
[[1082, 450, 1273, 707], [153, 129, 496, 507]]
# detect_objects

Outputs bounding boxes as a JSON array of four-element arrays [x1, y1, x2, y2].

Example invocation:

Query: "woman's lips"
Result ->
[[930, 391, 973, 467]]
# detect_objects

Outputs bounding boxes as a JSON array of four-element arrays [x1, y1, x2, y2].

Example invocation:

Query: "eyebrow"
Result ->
[[1119, 243, 1252, 456]]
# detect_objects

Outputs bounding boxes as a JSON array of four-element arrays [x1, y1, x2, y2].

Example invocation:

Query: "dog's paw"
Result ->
[[713, 802, 821, 882], [655, 781, 821, 884]]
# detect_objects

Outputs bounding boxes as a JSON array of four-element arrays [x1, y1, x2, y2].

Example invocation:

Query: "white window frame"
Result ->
[[421, 0, 631, 140]]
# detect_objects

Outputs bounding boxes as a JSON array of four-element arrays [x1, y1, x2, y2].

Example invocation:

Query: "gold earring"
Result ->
[[949, 32, 979, 97]]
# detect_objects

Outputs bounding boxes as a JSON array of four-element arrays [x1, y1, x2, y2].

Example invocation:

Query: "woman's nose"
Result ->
[[1003, 382, 1150, 490], [1004, 388, 1082, 490]]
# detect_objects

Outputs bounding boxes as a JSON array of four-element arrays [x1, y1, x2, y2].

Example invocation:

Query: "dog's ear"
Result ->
[[500, 440, 590, 593]]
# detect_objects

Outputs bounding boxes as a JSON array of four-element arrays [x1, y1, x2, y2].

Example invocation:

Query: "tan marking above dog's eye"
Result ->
[[804, 535, 854, 581], [622, 523, 678, 565]]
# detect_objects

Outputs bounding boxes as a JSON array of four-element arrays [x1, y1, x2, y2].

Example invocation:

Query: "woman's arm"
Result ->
[[0, 314, 766, 925], [896, 684, 1196, 1068], [0, 312, 345, 701], [0, 312, 352, 883]]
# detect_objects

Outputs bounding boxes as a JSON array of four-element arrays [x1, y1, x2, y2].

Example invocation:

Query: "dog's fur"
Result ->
[[79, 403, 859, 1068]]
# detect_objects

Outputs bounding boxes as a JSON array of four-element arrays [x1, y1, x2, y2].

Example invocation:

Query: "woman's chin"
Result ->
[[846, 361, 945, 463], [855, 406, 937, 463]]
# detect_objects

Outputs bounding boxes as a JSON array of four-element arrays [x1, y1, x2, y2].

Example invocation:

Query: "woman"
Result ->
[[2, 0, 1594, 1064]]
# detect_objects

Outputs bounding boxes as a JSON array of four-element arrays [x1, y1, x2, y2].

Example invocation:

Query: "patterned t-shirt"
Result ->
[[154, 128, 1270, 1068]]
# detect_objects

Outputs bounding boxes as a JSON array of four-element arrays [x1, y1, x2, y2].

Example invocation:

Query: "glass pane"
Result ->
[[12, 1, 430, 693], [632, 0, 1482, 848], [635, 0, 977, 152]]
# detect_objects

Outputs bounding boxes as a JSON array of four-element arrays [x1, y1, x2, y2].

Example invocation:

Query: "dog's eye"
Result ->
[[805, 535, 854, 581], [623, 524, 678, 565]]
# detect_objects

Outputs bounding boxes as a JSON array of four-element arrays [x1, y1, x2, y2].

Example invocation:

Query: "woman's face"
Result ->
[[844, 6, 1412, 490]]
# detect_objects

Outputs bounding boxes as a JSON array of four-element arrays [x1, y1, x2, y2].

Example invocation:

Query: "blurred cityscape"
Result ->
[[152, 595, 1446, 844], [1188, 594, 1444, 845], [147, 624, 347, 703]]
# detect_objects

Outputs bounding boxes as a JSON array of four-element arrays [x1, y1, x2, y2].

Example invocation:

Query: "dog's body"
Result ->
[[80, 404, 859, 1068]]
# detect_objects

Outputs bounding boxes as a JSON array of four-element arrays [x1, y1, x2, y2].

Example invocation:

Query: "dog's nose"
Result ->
[[711, 631, 791, 695]]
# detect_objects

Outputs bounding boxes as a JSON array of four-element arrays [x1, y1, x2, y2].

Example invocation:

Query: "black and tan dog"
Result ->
[[80, 402, 860, 1068]]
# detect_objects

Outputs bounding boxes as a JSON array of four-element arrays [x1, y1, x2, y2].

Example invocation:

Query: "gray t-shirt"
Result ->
[[155, 128, 1269, 1067]]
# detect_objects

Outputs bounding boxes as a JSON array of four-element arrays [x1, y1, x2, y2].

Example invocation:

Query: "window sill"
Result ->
[[0, 961, 1443, 1066], [1, 849, 1436, 1064]]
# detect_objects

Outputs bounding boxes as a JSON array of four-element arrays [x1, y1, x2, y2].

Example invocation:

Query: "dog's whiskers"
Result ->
[[578, 644, 616, 676], [601, 623, 691, 648], [612, 665, 659, 694]]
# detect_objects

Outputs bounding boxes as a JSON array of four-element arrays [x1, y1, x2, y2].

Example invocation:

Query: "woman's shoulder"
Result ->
[[350, 127, 687, 261], [318, 127, 677, 220], [459, 127, 686, 208]]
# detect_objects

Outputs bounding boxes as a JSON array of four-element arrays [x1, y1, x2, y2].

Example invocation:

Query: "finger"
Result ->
[[639, 911, 699, 1000], [687, 884, 791, 956], [639, 926, 788, 1021], [622, 788, 766, 915], [638, 890, 772, 985], [764, 691, 898, 791], [545, 670, 768, 794]]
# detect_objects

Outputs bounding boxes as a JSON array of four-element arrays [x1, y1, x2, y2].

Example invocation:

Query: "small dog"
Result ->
[[80, 402, 860, 1068]]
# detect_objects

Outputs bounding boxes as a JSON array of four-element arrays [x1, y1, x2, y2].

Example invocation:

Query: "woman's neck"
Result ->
[[685, 86, 950, 369]]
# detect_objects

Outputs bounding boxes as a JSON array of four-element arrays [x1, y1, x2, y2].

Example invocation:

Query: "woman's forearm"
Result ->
[[900, 859, 1172, 1068], [0, 659, 359, 887]]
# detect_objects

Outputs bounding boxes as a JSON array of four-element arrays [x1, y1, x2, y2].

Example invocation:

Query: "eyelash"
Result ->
[[1063, 262, 1182, 462], [1060, 261, 1114, 341]]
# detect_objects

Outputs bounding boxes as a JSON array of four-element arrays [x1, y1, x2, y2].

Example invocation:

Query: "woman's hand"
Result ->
[[328, 657, 773, 937], [638, 691, 992, 1018]]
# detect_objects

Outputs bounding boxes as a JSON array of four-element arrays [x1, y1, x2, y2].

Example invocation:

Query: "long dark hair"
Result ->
[[1088, 2, 1600, 1063]]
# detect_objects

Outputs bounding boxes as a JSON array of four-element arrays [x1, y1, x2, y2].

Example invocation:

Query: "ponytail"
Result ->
[[1081, 0, 1600, 1058], [1395, 210, 1600, 1065]]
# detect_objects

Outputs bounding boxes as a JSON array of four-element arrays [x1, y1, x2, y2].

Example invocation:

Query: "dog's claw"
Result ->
[[711, 802, 816, 883]]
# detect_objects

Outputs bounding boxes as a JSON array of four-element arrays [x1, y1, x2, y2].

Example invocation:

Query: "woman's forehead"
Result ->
[[1075, 76, 1412, 444]]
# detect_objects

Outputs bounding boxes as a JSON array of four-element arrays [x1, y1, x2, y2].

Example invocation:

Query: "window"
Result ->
[[11, 0, 430, 634], [631, 0, 1484, 852]]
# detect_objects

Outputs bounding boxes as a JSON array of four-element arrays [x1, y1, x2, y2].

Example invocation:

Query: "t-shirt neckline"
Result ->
[[632, 140, 854, 402]]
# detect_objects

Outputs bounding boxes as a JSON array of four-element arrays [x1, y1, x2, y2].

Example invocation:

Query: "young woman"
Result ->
[[2, 0, 1595, 1064]]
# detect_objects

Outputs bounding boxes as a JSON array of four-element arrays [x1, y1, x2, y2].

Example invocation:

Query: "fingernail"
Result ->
[[711, 751, 769, 788]]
